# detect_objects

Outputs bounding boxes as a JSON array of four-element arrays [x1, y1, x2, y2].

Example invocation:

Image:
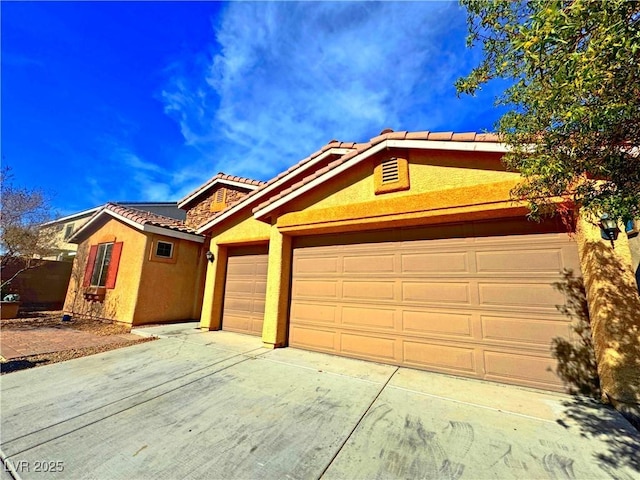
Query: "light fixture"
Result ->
[[599, 214, 619, 246], [205, 251, 215, 263]]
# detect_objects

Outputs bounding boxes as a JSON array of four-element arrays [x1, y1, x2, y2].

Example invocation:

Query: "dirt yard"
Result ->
[[0, 311, 155, 374]]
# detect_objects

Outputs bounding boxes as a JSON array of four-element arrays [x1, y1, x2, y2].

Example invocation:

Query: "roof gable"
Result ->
[[178, 173, 265, 209], [194, 144, 356, 234], [252, 130, 507, 221], [68, 204, 204, 244]]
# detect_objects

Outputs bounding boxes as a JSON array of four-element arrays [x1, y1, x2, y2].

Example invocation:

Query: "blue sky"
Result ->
[[2, 1, 506, 217]]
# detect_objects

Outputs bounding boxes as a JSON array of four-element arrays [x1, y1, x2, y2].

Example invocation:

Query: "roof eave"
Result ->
[[195, 147, 355, 234], [253, 139, 508, 221]]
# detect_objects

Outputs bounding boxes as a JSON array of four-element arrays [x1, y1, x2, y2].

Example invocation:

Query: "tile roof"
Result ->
[[104, 203, 199, 235], [193, 141, 359, 231], [178, 172, 266, 208], [253, 130, 503, 214]]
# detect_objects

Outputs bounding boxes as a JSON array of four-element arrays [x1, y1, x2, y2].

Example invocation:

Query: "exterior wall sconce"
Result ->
[[599, 214, 619, 246], [205, 251, 215, 263]]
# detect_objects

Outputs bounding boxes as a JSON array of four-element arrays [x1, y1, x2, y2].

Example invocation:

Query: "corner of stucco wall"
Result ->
[[575, 213, 640, 408]]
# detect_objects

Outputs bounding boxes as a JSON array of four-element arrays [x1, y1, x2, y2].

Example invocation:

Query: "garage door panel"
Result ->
[[403, 341, 477, 374], [294, 280, 338, 298], [482, 315, 572, 346], [222, 315, 252, 334], [341, 306, 396, 329], [402, 310, 473, 337], [290, 302, 337, 324], [343, 255, 395, 273], [484, 351, 561, 387], [343, 281, 395, 300], [476, 249, 563, 273], [341, 333, 396, 361], [289, 221, 582, 392], [295, 256, 339, 274], [479, 283, 564, 308], [402, 282, 470, 304], [289, 325, 336, 350], [222, 251, 268, 336], [401, 252, 469, 273], [224, 297, 253, 312], [254, 281, 267, 295], [225, 280, 255, 295]]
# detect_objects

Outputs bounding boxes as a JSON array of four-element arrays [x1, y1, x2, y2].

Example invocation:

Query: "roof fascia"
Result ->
[[253, 139, 507, 220], [142, 225, 204, 243], [178, 178, 261, 209], [41, 207, 101, 226], [68, 209, 203, 244], [195, 147, 354, 234]]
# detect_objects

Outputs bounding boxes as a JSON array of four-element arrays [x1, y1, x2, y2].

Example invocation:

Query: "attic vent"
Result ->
[[215, 188, 225, 203], [381, 158, 400, 184]]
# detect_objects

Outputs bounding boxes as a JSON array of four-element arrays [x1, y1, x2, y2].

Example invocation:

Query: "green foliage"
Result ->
[[457, 0, 640, 223]]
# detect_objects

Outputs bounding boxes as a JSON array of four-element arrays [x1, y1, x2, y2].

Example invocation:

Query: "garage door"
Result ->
[[289, 219, 582, 391], [222, 246, 268, 336]]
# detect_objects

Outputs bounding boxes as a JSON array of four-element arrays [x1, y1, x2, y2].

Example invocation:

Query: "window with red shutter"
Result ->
[[105, 242, 123, 289], [83, 245, 99, 288]]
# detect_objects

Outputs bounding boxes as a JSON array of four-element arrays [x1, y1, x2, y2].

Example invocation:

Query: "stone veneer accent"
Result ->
[[185, 185, 251, 228]]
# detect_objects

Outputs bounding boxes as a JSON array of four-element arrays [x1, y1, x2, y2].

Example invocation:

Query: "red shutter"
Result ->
[[105, 242, 123, 289], [83, 245, 99, 287]]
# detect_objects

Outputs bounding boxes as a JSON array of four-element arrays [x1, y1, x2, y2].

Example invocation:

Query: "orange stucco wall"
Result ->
[[64, 218, 147, 324], [199, 209, 271, 330], [133, 234, 206, 325], [575, 215, 640, 406], [64, 218, 206, 326]]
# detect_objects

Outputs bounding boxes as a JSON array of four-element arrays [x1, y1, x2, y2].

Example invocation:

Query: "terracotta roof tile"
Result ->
[[253, 129, 503, 214], [427, 131, 454, 141], [387, 131, 408, 140], [104, 203, 200, 235], [405, 131, 431, 140], [369, 134, 388, 145], [451, 132, 477, 142]]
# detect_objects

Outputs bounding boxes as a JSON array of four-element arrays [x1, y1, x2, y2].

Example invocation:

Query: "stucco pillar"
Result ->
[[576, 214, 640, 418], [199, 242, 228, 331], [262, 226, 292, 348]]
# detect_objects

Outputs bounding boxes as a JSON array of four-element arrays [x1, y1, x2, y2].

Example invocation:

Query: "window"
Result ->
[[83, 241, 123, 292], [155, 241, 174, 258], [90, 243, 113, 287], [64, 223, 75, 240]]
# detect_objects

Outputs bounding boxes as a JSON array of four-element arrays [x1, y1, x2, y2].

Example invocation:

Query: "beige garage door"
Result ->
[[289, 219, 582, 391], [222, 246, 268, 336]]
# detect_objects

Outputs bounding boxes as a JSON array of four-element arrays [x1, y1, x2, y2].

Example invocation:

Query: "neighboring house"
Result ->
[[63, 176, 261, 325], [40, 202, 186, 261], [193, 129, 639, 415]]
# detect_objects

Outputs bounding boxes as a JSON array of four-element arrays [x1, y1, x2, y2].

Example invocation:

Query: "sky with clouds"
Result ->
[[2, 1, 507, 217]]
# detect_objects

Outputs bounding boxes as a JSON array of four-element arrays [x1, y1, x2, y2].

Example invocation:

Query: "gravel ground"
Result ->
[[1, 311, 155, 374]]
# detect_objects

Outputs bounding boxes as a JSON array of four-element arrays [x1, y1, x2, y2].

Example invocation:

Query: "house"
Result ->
[[40, 202, 186, 261], [62, 176, 263, 326], [194, 129, 640, 415]]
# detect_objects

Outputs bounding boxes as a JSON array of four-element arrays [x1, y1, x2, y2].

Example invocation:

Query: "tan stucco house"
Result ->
[[41, 202, 186, 261], [62, 129, 640, 419], [192, 129, 639, 416], [63, 176, 264, 326]]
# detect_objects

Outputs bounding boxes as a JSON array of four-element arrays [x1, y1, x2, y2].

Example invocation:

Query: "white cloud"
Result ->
[[162, 1, 504, 181]]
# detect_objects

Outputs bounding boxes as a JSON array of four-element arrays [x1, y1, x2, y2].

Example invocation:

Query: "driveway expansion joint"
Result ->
[[317, 366, 400, 479]]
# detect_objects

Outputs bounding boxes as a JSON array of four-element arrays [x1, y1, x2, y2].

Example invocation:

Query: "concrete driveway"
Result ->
[[1, 323, 638, 480]]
